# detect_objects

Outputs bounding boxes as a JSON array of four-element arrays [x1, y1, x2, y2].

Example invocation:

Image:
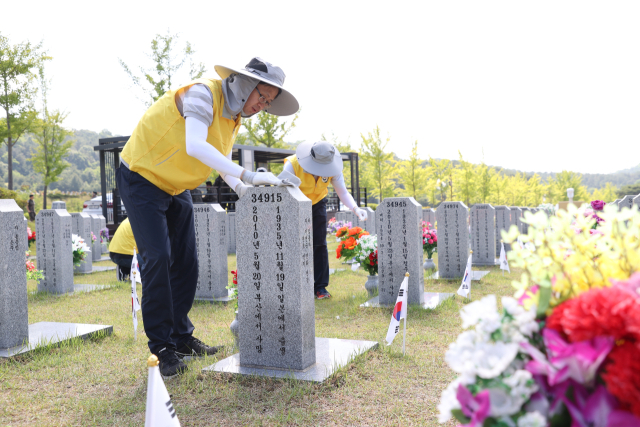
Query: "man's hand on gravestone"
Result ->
[[241, 171, 282, 186], [235, 183, 252, 198], [354, 207, 368, 221]]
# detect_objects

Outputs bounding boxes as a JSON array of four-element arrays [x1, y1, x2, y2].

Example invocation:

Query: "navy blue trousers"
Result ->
[[313, 198, 330, 291], [116, 165, 198, 354]]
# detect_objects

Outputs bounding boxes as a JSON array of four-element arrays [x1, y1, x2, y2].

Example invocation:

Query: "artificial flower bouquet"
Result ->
[[100, 227, 110, 244], [330, 220, 352, 236], [352, 234, 378, 276], [72, 234, 91, 266], [91, 231, 97, 244], [27, 227, 36, 243], [226, 270, 238, 309], [583, 199, 605, 230], [422, 221, 438, 259], [438, 204, 640, 427], [25, 251, 44, 281], [336, 227, 369, 261]]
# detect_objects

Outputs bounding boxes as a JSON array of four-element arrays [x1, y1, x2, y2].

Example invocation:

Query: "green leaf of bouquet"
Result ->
[[451, 409, 470, 424], [537, 285, 551, 317]]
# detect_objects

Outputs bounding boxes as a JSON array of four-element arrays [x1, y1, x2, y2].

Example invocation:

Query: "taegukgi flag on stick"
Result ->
[[499, 241, 510, 274], [385, 273, 409, 347], [457, 251, 473, 298], [131, 249, 142, 339], [145, 355, 181, 427]]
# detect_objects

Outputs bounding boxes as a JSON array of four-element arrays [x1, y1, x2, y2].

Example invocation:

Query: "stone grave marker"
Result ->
[[227, 211, 236, 254], [90, 215, 102, 261], [619, 195, 636, 211], [336, 210, 355, 228], [98, 215, 108, 254], [194, 204, 228, 300], [51, 201, 66, 209], [36, 209, 74, 294], [207, 186, 377, 381], [236, 186, 316, 371], [520, 208, 532, 235], [436, 202, 469, 279], [0, 200, 29, 349], [377, 197, 424, 305], [423, 208, 436, 227], [495, 206, 512, 253], [509, 207, 523, 234], [70, 213, 93, 274], [470, 204, 496, 265], [633, 194, 640, 211], [363, 207, 376, 234]]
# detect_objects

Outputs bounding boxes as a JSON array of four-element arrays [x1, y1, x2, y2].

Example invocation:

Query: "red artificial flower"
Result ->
[[601, 341, 640, 417], [231, 270, 238, 285]]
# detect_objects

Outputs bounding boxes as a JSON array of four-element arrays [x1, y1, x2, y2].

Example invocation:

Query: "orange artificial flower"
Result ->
[[348, 227, 363, 236], [336, 227, 348, 238]]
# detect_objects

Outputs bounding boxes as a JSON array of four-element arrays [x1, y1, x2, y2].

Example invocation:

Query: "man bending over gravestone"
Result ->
[[116, 58, 298, 378], [109, 218, 143, 281], [280, 141, 368, 299]]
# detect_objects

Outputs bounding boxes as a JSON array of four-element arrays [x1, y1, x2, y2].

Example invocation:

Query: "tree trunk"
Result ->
[[43, 185, 48, 210], [7, 138, 13, 190]]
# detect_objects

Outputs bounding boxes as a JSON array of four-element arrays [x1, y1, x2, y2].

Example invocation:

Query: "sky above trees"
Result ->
[[3, 0, 640, 174]]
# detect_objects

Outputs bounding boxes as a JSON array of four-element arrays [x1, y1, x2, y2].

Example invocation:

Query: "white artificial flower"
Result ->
[[504, 370, 538, 403], [445, 330, 480, 376], [517, 411, 547, 427], [474, 342, 520, 379], [460, 295, 497, 329], [501, 297, 539, 340], [488, 388, 522, 417]]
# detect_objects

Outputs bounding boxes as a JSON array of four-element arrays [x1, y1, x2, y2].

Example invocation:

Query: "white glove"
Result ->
[[235, 182, 252, 198], [241, 170, 282, 186], [354, 207, 368, 221]]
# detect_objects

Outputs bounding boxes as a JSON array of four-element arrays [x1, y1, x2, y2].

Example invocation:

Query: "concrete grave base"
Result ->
[[473, 259, 499, 266], [360, 292, 454, 309], [0, 322, 113, 358], [72, 284, 112, 293], [194, 289, 235, 304], [329, 268, 346, 275], [98, 256, 111, 262], [204, 337, 378, 382], [428, 271, 490, 280]]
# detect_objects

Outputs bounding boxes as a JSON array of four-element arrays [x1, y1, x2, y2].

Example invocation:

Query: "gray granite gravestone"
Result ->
[[376, 197, 424, 305], [194, 204, 229, 301], [51, 201, 66, 209], [633, 194, 640, 211], [35, 209, 74, 294], [98, 215, 108, 254], [0, 200, 29, 349], [423, 208, 436, 228], [70, 213, 93, 274], [336, 210, 355, 227], [363, 207, 376, 234], [618, 195, 636, 211], [495, 206, 512, 253], [436, 202, 470, 279], [236, 186, 316, 371], [206, 186, 377, 381], [509, 207, 523, 235], [227, 212, 236, 254], [90, 215, 101, 262], [470, 204, 496, 265]]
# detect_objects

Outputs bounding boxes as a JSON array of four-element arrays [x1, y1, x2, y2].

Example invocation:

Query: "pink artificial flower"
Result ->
[[591, 200, 605, 211], [428, 239, 433, 244], [457, 384, 490, 427], [521, 329, 614, 386], [610, 272, 640, 300], [561, 384, 640, 427], [518, 285, 539, 305]]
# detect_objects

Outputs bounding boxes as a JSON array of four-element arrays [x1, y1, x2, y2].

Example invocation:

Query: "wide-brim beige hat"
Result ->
[[296, 141, 343, 177], [215, 57, 299, 116]]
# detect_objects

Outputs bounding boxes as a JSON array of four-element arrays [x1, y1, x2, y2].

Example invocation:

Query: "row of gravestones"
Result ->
[[334, 207, 376, 234], [610, 195, 640, 210]]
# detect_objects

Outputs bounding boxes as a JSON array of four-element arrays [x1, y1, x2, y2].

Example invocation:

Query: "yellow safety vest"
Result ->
[[284, 155, 332, 205], [109, 218, 137, 256], [121, 79, 241, 195]]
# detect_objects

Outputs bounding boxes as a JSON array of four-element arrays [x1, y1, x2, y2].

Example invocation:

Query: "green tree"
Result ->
[[360, 126, 395, 202], [591, 182, 618, 202], [397, 141, 427, 200], [454, 151, 476, 206], [616, 183, 640, 199], [428, 157, 452, 203], [549, 171, 589, 203], [29, 68, 73, 208], [0, 33, 50, 189], [527, 174, 544, 206], [491, 173, 509, 205], [119, 30, 206, 107], [243, 111, 298, 149], [475, 158, 495, 204]]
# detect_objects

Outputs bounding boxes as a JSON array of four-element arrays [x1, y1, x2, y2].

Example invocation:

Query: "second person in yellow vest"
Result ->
[[283, 141, 368, 299]]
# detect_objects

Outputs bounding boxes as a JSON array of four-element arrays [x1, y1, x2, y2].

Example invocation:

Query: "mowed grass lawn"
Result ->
[[1, 240, 518, 426]]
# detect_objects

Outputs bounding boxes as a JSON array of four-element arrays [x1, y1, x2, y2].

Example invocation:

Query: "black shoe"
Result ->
[[315, 288, 332, 299], [157, 347, 188, 379], [176, 336, 222, 359]]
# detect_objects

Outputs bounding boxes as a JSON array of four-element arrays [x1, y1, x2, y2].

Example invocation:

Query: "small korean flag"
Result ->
[[457, 252, 473, 298], [385, 274, 409, 346], [131, 249, 142, 338], [145, 355, 181, 427], [499, 242, 510, 274]]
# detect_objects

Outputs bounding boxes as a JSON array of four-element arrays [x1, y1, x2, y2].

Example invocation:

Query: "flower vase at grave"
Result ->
[[364, 275, 378, 297], [423, 257, 436, 271], [229, 311, 239, 348]]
